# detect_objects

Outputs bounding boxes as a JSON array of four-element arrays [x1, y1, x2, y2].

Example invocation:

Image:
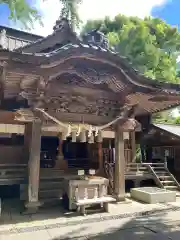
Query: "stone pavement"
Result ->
[[1, 199, 180, 239]]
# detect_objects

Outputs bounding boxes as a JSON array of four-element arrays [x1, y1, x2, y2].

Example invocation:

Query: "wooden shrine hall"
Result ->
[[0, 18, 180, 214]]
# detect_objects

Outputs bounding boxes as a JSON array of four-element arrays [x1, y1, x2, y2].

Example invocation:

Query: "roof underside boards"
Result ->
[[127, 93, 180, 114], [153, 123, 180, 138]]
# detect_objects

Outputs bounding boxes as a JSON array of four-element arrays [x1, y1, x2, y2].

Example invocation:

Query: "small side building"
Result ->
[[145, 123, 180, 181]]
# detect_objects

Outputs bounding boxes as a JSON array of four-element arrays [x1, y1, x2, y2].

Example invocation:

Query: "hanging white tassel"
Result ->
[[95, 127, 99, 137], [80, 130, 86, 143], [88, 125, 93, 138], [76, 126, 81, 136], [62, 130, 67, 140], [62, 125, 71, 140], [88, 133, 94, 144], [67, 124, 71, 137], [71, 131, 76, 142]]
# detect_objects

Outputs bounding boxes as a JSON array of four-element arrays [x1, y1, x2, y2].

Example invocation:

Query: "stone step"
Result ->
[[164, 186, 178, 190], [20, 181, 64, 191], [20, 179, 65, 201], [20, 188, 63, 201], [154, 171, 169, 175], [160, 181, 176, 186], [152, 167, 166, 170], [158, 175, 172, 179], [160, 180, 175, 184], [125, 171, 147, 175], [40, 189, 63, 199], [20, 179, 63, 191], [40, 182, 64, 190], [127, 167, 147, 170], [40, 198, 62, 207]]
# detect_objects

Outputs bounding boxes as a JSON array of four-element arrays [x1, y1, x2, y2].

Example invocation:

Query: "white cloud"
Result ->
[[32, 0, 168, 36], [177, 55, 180, 63], [171, 108, 180, 118]]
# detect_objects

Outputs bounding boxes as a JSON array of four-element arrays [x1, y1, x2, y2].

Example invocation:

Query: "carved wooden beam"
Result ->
[[14, 109, 36, 122], [119, 118, 141, 131], [97, 105, 134, 130], [35, 108, 68, 129], [35, 104, 138, 132]]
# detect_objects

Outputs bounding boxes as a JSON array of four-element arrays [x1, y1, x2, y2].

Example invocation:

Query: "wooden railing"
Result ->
[[104, 162, 149, 193], [146, 164, 164, 188], [0, 164, 27, 185], [165, 167, 180, 190], [102, 148, 132, 164], [125, 162, 148, 174], [124, 149, 132, 164]]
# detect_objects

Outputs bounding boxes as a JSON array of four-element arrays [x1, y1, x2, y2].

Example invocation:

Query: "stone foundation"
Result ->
[[130, 187, 176, 204]]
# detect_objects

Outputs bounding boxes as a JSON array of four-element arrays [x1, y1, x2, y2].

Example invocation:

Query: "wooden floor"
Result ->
[[125, 172, 154, 181]]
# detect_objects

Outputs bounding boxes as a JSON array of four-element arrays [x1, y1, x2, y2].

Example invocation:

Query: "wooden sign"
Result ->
[[78, 169, 85, 176], [89, 169, 96, 175]]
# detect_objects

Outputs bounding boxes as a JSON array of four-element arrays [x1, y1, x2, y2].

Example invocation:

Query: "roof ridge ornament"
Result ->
[[53, 17, 70, 32], [82, 25, 109, 49]]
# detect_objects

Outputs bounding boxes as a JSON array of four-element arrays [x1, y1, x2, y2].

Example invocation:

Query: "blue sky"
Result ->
[[152, 0, 180, 28], [0, 0, 179, 35]]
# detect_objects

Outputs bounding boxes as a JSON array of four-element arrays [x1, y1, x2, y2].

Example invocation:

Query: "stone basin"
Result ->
[[130, 187, 176, 204], [69, 176, 109, 186]]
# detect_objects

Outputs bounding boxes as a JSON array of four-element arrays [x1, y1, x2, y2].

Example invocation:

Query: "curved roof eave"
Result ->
[[1, 41, 180, 96], [36, 43, 180, 95]]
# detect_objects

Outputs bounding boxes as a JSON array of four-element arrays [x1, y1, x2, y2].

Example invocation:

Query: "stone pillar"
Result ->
[[55, 133, 68, 170], [114, 125, 125, 201], [24, 119, 42, 213]]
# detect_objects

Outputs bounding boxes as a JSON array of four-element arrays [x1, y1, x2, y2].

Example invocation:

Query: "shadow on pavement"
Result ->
[[51, 211, 180, 239]]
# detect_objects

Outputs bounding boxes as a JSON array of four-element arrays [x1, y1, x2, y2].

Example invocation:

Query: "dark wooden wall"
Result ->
[[0, 145, 24, 164]]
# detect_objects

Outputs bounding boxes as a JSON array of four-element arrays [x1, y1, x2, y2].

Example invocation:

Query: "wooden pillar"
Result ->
[[24, 119, 42, 213], [97, 142, 104, 175], [23, 122, 31, 162], [55, 133, 68, 170], [114, 126, 125, 201], [131, 131, 136, 162]]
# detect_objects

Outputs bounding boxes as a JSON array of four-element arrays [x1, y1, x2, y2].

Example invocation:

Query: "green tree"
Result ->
[[82, 15, 180, 83], [153, 111, 175, 124], [174, 116, 180, 124], [59, 0, 82, 30], [1, 0, 82, 31], [0, 0, 43, 29]]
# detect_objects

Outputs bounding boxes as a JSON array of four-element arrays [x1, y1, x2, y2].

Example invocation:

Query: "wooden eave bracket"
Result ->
[[14, 109, 36, 122], [119, 118, 141, 132]]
